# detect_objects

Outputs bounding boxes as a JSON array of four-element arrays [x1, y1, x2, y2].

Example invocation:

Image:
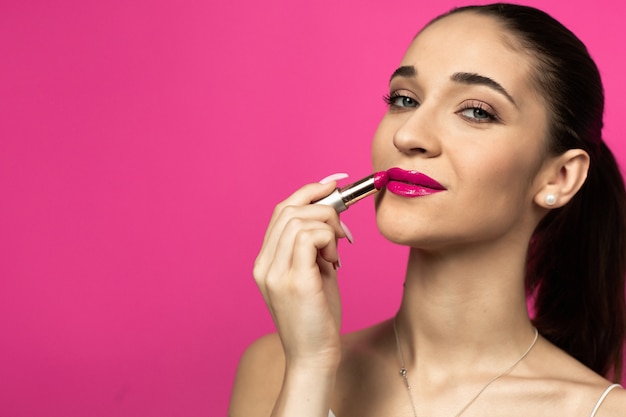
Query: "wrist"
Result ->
[[272, 361, 338, 417], [285, 349, 342, 375]]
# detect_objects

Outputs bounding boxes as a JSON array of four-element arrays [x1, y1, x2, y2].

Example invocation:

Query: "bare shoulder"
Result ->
[[229, 333, 285, 417], [523, 337, 625, 416], [594, 385, 626, 417], [228, 323, 390, 417]]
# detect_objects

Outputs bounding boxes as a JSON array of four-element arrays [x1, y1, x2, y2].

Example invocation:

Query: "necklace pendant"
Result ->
[[400, 367, 407, 377]]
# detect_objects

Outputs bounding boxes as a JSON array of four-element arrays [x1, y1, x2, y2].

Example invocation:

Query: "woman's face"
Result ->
[[372, 12, 550, 250]]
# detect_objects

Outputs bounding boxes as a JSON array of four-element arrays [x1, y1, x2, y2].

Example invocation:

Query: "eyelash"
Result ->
[[383, 92, 500, 124], [457, 100, 500, 123], [383, 91, 418, 109]]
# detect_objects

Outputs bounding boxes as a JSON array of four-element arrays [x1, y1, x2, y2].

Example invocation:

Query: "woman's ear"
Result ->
[[534, 149, 590, 209]]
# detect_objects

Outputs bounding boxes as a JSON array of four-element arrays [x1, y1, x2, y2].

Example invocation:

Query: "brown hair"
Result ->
[[433, 3, 626, 381]]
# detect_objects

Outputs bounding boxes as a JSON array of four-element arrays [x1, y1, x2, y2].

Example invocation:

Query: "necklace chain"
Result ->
[[392, 317, 539, 417]]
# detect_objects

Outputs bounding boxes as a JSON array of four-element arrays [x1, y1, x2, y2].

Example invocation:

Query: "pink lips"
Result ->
[[385, 167, 446, 197], [373, 171, 390, 190]]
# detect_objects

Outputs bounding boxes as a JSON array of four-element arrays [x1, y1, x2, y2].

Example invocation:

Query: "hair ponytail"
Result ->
[[527, 140, 626, 380]]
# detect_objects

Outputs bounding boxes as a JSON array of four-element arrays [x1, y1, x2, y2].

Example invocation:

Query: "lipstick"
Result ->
[[314, 171, 389, 213], [386, 167, 446, 197]]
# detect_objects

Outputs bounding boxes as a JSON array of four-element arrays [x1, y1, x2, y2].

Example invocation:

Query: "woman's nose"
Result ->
[[392, 109, 442, 157]]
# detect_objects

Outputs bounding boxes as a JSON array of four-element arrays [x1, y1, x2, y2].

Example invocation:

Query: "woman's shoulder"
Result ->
[[590, 383, 626, 417], [520, 337, 625, 416], [229, 333, 285, 416], [233, 331, 285, 384], [229, 322, 390, 411], [239, 332, 285, 363]]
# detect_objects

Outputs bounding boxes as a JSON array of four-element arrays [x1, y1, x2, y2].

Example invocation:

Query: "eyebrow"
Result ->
[[389, 65, 517, 107], [389, 65, 416, 83], [451, 72, 516, 106]]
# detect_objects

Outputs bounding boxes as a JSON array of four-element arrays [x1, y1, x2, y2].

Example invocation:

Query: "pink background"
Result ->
[[1, 0, 625, 415]]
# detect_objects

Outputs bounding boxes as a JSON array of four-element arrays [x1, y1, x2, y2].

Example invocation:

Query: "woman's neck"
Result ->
[[395, 243, 535, 376]]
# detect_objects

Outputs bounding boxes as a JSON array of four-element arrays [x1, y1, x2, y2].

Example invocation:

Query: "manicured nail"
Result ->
[[333, 254, 342, 270], [340, 220, 354, 244], [319, 172, 349, 184]]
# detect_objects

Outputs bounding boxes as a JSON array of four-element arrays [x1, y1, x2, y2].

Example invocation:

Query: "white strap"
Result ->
[[589, 383, 621, 417], [328, 410, 336, 417]]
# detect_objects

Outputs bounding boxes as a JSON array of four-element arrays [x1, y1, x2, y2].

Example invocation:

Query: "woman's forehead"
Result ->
[[399, 12, 533, 87]]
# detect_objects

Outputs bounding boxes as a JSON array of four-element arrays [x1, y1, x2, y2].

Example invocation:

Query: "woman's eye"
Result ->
[[460, 107, 492, 120], [457, 102, 499, 123], [384, 93, 419, 109]]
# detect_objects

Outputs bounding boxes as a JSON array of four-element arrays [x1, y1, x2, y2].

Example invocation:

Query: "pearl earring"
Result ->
[[544, 193, 557, 206]]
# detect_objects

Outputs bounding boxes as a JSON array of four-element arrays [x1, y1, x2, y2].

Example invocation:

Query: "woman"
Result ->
[[229, 3, 626, 416]]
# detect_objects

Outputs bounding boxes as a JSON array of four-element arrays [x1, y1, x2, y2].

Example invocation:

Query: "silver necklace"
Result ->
[[392, 317, 539, 417]]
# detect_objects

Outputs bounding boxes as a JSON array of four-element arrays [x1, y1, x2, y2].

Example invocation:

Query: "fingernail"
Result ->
[[319, 172, 349, 184], [333, 254, 342, 270], [340, 220, 354, 244]]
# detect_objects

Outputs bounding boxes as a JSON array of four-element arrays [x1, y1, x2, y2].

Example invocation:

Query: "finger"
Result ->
[[290, 226, 339, 282], [256, 203, 345, 278], [262, 226, 337, 320], [254, 218, 336, 310], [255, 181, 336, 273], [268, 218, 338, 280], [266, 181, 337, 236]]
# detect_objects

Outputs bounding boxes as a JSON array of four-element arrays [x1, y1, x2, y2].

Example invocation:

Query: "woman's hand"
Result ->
[[253, 177, 349, 371], [230, 175, 352, 417]]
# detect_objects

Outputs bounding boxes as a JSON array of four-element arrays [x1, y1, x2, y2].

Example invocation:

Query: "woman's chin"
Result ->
[[375, 216, 421, 247]]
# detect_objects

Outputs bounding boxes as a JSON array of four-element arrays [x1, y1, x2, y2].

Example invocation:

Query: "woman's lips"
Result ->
[[385, 167, 446, 197]]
